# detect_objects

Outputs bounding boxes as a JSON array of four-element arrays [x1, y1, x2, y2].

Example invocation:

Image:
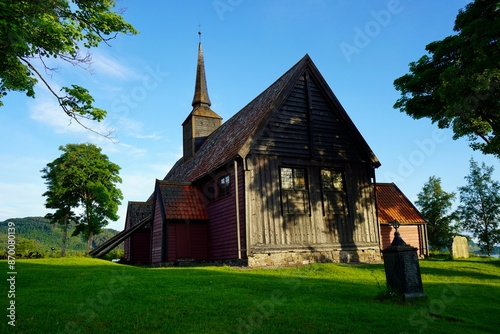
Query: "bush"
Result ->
[[102, 248, 124, 261]]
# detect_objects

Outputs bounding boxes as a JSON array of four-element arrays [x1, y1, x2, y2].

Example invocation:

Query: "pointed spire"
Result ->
[[183, 34, 222, 160], [192, 38, 212, 108]]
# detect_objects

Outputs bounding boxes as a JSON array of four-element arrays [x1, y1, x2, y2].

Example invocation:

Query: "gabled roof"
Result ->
[[125, 201, 153, 228], [376, 183, 426, 225], [155, 180, 208, 220], [166, 54, 380, 182]]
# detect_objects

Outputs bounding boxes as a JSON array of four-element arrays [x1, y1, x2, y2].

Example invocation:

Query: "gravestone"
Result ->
[[451, 235, 469, 259], [382, 221, 426, 301]]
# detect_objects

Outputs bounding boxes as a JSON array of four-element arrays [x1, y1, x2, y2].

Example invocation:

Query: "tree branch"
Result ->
[[19, 57, 115, 141]]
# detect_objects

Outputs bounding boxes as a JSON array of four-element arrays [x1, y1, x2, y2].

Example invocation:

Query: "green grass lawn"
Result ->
[[1, 256, 499, 334]]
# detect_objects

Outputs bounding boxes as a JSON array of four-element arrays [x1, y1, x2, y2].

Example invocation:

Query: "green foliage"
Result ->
[[14, 237, 39, 257], [41, 144, 123, 251], [0, 0, 137, 130], [393, 0, 500, 157], [416, 176, 457, 251], [0, 217, 122, 256], [102, 248, 124, 261], [2, 257, 499, 333], [457, 158, 500, 255]]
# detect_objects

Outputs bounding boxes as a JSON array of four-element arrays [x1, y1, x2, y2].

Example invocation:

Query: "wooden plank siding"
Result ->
[[130, 229, 151, 264], [167, 222, 208, 261], [246, 69, 379, 254], [124, 217, 131, 260], [151, 198, 164, 263], [246, 155, 379, 253], [308, 75, 364, 161], [252, 75, 310, 157], [199, 161, 246, 260], [380, 224, 425, 256], [251, 72, 365, 162]]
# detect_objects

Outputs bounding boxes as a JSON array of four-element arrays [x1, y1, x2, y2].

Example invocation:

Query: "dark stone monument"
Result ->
[[382, 220, 426, 300]]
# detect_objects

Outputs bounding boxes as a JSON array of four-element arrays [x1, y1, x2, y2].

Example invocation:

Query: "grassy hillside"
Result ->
[[0, 217, 121, 257], [1, 257, 499, 333]]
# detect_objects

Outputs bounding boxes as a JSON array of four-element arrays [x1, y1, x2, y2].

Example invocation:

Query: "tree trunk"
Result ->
[[87, 230, 94, 252], [61, 215, 68, 257], [485, 223, 491, 256]]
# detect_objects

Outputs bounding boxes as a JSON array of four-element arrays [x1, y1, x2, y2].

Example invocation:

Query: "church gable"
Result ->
[[249, 63, 378, 165], [308, 73, 364, 161], [251, 74, 310, 157]]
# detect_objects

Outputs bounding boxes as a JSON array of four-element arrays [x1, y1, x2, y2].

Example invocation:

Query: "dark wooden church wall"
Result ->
[[198, 162, 246, 260], [246, 155, 378, 251], [251, 72, 364, 161], [151, 198, 164, 263], [130, 228, 151, 264], [252, 75, 310, 157], [245, 70, 379, 253], [308, 76, 363, 161], [167, 222, 208, 261], [124, 218, 131, 260], [344, 162, 379, 245]]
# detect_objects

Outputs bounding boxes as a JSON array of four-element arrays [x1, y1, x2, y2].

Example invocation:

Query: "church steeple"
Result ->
[[183, 35, 222, 160], [192, 40, 212, 108]]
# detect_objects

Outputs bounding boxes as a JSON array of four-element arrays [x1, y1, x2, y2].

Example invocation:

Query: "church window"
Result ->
[[321, 169, 348, 217], [218, 175, 231, 198], [280, 167, 309, 215]]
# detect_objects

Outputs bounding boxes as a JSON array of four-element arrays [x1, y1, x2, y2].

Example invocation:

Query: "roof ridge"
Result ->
[[156, 179, 192, 186]]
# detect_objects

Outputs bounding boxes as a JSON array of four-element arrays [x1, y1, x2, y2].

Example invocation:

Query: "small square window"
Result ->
[[281, 167, 306, 190], [219, 175, 231, 198]]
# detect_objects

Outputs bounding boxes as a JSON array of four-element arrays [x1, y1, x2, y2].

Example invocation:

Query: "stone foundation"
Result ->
[[248, 248, 382, 267]]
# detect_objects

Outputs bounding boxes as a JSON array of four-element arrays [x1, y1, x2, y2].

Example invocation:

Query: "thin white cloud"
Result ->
[[117, 142, 148, 157], [29, 92, 115, 138], [89, 52, 142, 81], [113, 116, 162, 140], [134, 133, 162, 140]]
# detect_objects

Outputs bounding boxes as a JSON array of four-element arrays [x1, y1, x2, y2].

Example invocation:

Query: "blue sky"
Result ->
[[1, 0, 499, 231]]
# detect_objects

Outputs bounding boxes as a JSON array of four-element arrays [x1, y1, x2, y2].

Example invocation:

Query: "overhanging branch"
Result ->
[[19, 57, 115, 141]]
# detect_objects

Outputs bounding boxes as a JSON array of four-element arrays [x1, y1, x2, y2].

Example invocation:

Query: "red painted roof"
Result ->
[[156, 181, 208, 220], [376, 183, 426, 225]]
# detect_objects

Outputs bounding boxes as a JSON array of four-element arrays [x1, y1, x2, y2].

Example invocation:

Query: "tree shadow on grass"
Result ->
[[420, 265, 500, 281]]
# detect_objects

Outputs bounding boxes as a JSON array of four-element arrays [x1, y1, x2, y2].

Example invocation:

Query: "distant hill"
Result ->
[[469, 239, 500, 257], [0, 216, 122, 257]]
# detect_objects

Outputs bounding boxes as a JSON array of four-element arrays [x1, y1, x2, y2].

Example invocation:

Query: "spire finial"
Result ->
[[192, 30, 211, 107], [198, 25, 202, 43]]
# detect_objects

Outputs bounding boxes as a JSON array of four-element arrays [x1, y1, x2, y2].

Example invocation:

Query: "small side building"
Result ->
[[376, 183, 428, 257]]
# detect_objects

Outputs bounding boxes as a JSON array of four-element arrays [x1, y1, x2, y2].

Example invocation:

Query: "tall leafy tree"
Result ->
[[457, 158, 500, 256], [0, 0, 137, 134], [393, 0, 500, 158], [416, 176, 457, 251], [41, 143, 123, 251]]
